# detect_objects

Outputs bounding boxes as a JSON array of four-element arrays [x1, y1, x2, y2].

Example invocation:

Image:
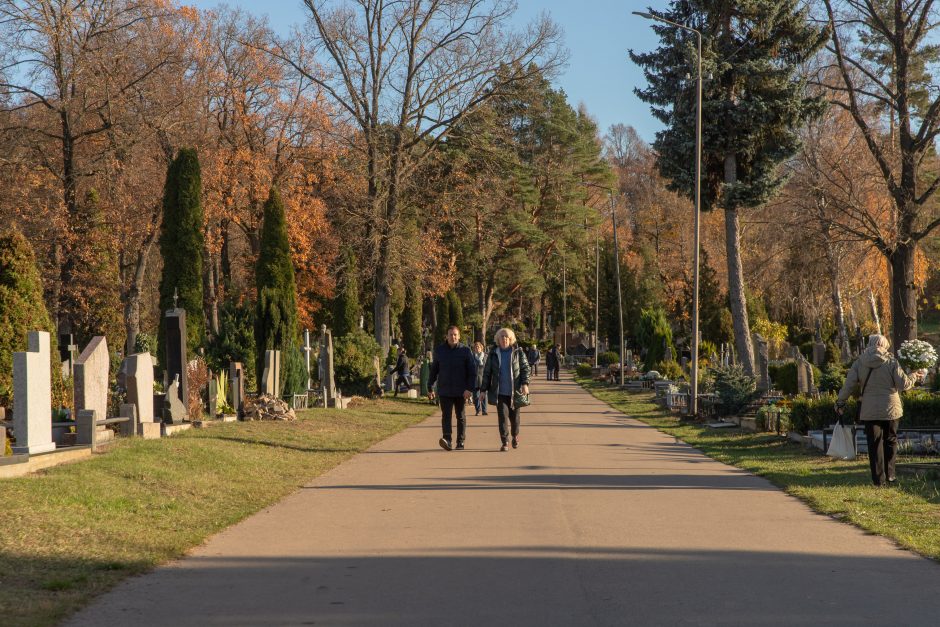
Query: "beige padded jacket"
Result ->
[[836, 347, 916, 421]]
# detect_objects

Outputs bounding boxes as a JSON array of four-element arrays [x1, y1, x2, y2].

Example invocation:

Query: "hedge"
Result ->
[[789, 391, 940, 433]]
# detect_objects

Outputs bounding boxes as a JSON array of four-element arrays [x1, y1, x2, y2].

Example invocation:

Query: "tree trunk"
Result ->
[[723, 155, 754, 375], [123, 225, 159, 355], [868, 287, 882, 335], [207, 252, 220, 337], [824, 240, 848, 345], [888, 242, 917, 350]]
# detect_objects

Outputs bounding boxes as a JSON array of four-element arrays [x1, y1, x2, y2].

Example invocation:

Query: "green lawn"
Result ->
[[0, 397, 435, 627], [578, 378, 940, 561]]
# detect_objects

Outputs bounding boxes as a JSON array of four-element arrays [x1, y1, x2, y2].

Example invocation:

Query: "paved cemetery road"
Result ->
[[66, 374, 940, 627]]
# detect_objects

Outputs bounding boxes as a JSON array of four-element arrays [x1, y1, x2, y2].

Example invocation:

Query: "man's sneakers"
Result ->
[[511, 436, 519, 449], [500, 442, 509, 452], [456, 441, 465, 450], [439, 437, 452, 451]]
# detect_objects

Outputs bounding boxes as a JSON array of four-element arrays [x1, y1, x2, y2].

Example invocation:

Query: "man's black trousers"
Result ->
[[440, 396, 467, 444]]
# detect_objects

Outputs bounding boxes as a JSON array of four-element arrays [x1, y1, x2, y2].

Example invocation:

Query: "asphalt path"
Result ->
[[66, 372, 940, 626]]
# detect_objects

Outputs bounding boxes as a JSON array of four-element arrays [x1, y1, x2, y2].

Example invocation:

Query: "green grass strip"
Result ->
[[0, 396, 435, 627], [578, 377, 940, 561]]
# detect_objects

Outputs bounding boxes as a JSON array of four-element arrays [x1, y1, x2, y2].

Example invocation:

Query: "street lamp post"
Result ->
[[610, 193, 625, 387], [634, 10, 702, 417]]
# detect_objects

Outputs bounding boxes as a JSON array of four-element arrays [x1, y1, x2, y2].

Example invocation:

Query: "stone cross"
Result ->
[[164, 306, 188, 407], [261, 350, 281, 396], [303, 328, 313, 391], [12, 331, 55, 454], [229, 362, 244, 418], [122, 352, 155, 424], [74, 337, 109, 433], [318, 325, 336, 405], [752, 333, 770, 393]]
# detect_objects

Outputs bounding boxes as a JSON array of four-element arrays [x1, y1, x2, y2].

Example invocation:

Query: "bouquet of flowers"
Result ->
[[896, 339, 938, 372]]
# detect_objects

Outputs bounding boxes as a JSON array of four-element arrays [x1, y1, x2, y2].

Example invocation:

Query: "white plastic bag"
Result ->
[[826, 422, 856, 460]]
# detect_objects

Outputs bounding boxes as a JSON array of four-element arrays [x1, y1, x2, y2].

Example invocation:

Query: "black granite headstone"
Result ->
[[165, 308, 188, 406]]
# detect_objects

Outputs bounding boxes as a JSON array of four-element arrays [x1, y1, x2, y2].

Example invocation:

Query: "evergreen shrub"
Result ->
[[711, 365, 756, 416], [334, 328, 381, 395], [597, 351, 620, 366], [575, 363, 593, 378]]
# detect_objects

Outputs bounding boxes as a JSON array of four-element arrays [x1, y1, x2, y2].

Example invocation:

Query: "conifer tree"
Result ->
[[158, 148, 205, 366], [332, 246, 360, 338], [631, 0, 825, 374], [401, 282, 423, 357], [254, 186, 299, 394], [0, 227, 55, 406], [446, 291, 464, 333]]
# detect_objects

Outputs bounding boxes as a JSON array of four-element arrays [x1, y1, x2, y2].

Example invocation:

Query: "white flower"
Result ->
[[897, 339, 938, 371]]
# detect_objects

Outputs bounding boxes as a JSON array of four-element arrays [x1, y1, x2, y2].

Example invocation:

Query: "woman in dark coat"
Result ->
[[480, 327, 531, 451]]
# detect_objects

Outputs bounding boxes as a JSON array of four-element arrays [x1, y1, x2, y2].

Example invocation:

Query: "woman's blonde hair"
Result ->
[[868, 334, 890, 351], [494, 327, 517, 345], [473, 341, 484, 351]]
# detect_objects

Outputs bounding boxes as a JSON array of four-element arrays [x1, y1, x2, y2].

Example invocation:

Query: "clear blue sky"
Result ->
[[187, 0, 670, 142]]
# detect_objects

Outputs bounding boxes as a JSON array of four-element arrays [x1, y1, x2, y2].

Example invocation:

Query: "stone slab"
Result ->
[[74, 336, 109, 426], [162, 423, 192, 437], [12, 331, 54, 455], [138, 422, 162, 439], [0, 446, 92, 479]]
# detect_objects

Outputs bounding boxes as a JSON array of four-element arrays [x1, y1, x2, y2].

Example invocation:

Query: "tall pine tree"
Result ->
[[401, 282, 423, 357], [631, 1, 825, 374], [332, 246, 360, 338], [254, 186, 299, 395], [158, 148, 205, 367]]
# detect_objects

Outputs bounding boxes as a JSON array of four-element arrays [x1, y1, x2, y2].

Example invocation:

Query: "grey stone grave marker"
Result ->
[[163, 375, 187, 424], [122, 352, 155, 424], [261, 350, 281, 396], [164, 300, 188, 408], [12, 331, 55, 454], [229, 362, 244, 418], [319, 325, 336, 406], [74, 336, 109, 440]]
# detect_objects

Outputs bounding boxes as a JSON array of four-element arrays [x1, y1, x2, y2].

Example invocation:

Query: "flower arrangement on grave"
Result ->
[[896, 339, 938, 372]]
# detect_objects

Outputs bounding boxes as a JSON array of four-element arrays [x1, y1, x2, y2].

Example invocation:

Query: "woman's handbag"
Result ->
[[826, 420, 856, 460], [513, 390, 531, 407]]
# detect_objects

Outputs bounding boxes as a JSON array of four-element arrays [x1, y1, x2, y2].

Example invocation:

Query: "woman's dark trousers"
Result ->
[[439, 396, 467, 445], [496, 394, 520, 444], [864, 419, 899, 485]]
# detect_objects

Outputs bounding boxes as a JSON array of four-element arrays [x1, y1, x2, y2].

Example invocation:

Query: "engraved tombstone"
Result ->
[[164, 307, 188, 406], [11, 331, 55, 454]]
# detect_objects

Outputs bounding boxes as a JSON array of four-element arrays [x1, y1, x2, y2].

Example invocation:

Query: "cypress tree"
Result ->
[[158, 148, 205, 367], [635, 307, 675, 371], [434, 295, 449, 345], [446, 291, 464, 332], [0, 227, 55, 406], [401, 282, 423, 357], [332, 246, 360, 338], [254, 186, 299, 394], [631, 1, 825, 374]]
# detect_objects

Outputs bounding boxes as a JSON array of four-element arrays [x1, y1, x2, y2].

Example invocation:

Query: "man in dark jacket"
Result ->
[[546, 345, 561, 381], [428, 326, 477, 450], [392, 346, 410, 397]]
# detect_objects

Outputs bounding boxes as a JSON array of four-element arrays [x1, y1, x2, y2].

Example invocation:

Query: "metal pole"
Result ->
[[594, 231, 600, 368], [689, 29, 702, 418], [611, 193, 625, 386]]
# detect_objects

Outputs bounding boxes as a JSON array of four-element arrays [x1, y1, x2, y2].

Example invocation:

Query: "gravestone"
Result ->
[[74, 337, 109, 434], [163, 375, 187, 424], [854, 326, 865, 356], [12, 331, 55, 455], [164, 306, 188, 407], [229, 362, 244, 418], [303, 329, 314, 391], [261, 350, 281, 396], [118, 403, 138, 438], [796, 354, 815, 395], [318, 325, 336, 405], [625, 350, 635, 371], [664, 345, 675, 363], [813, 342, 826, 367], [419, 353, 430, 397], [752, 333, 770, 393], [122, 352, 155, 424], [814, 320, 823, 343], [207, 376, 218, 417]]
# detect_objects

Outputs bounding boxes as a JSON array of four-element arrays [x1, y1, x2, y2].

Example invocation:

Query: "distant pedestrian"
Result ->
[[546, 344, 561, 381], [480, 327, 531, 451], [428, 326, 476, 451], [471, 341, 488, 416], [527, 344, 541, 376], [392, 346, 410, 397], [836, 334, 924, 486]]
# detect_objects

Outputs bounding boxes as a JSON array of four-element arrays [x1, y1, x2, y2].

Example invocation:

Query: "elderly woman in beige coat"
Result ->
[[836, 334, 924, 486]]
